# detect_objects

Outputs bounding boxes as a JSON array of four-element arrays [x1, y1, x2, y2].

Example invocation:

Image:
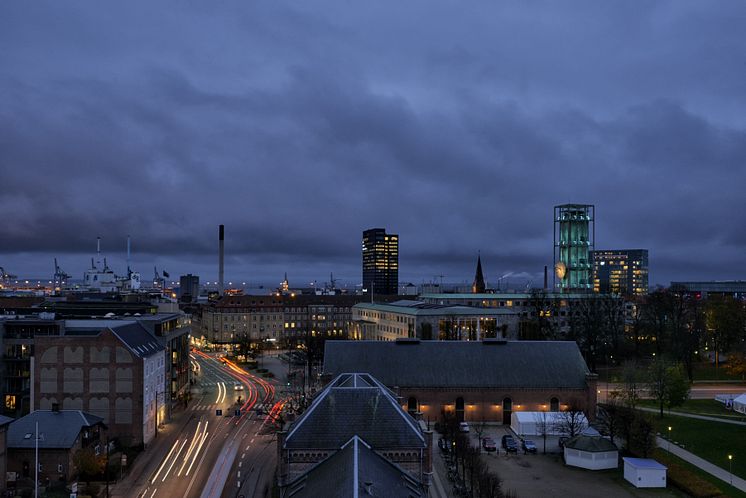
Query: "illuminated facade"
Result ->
[[591, 250, 649, 296], [554, 204, 594, 293], [362, 228, 399, 295]]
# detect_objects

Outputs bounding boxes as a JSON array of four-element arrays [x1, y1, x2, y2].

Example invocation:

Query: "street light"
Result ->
[[728, 455, 733, 485], [668, 426, 672, 453]]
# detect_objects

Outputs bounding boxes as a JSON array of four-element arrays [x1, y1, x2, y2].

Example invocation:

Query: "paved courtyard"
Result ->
[[435, 425, 684, 498]]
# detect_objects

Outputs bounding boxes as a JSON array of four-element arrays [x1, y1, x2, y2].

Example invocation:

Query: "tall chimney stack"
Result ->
[[218, 225, 225, 295], [544, 265, 548, 290]]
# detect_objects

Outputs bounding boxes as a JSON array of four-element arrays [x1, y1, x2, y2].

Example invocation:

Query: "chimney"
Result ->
[[51, 402, 60, 413], [422, 429, 433, 491], [218, 224, 225, 296], [544, 265, 548, 290]]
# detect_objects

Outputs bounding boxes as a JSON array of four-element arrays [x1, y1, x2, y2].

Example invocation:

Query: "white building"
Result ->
[[563, 433, 618, 470], [623, 458, 667, 488]]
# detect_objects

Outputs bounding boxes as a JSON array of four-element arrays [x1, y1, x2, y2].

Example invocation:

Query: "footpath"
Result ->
[[646, 407, 746, 492], [638, 406, 746, 426]]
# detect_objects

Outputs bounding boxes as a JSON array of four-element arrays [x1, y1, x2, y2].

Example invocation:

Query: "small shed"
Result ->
[[623, 457, 667, 488], [733, 393, 746, 415], [511, 411, 589, 437], [563, 433, 618, 470]]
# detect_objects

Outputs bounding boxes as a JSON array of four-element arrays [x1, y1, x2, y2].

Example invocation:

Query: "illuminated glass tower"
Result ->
[[362, 228, 399, 295], [553, 204, 594, 293]]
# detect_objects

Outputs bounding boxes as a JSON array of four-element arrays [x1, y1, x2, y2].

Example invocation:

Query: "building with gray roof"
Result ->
[[6, 409, 105, 482], [282, 436, 423, 498], [278, 373, 432, 493], [323, 339, 597, 425], [33, 322, 166, 446]]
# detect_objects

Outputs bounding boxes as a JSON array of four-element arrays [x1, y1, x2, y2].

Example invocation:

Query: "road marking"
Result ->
[[245, 446, 250, 451], [241, 453, 245, 459], [251, 438, 255, 443], [150, 487, 157, 498], [238, 461, 242, 467]]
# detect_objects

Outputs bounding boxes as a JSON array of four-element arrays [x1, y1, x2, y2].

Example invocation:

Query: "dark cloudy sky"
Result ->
[[1, 1, 745, 288]]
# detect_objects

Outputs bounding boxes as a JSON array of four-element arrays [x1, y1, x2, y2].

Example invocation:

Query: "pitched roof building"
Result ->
[[278, 373, 431, 495], [283, 436, 423, 498], [323, 340, 597, 424]]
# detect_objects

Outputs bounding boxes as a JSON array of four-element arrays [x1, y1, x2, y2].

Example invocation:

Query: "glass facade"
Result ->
[[554, 204, 594, 292]]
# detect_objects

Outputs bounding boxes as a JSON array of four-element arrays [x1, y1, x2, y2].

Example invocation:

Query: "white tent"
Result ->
[[511, 411, 589, 437], [564, 433, 619, 470], [623, 458, 667, 488], [733, 393, 746, 415]]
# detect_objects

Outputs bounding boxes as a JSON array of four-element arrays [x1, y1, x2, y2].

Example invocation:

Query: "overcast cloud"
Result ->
[[1, 1, 744, 287]]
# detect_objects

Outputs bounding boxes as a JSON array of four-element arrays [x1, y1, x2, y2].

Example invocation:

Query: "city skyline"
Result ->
[[2, 1, 745, 287]]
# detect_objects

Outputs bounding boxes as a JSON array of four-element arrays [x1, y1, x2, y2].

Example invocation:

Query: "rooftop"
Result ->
[[284, 436, 423, 498], [324, 340, 592, 389], [354, 301, 514, 316], [284, 373, 425, 450], [7, 410, 103, 449]]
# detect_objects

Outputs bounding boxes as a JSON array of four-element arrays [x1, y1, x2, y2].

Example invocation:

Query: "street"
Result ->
[[124, 352, 279, 498]]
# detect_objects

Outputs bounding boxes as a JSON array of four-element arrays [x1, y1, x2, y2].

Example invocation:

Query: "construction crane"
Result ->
[[53, 258, 71, 290], [0, 266, 17, 285]]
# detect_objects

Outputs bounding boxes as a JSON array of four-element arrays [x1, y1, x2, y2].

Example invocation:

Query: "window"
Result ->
[[5, 394, 16, 410]]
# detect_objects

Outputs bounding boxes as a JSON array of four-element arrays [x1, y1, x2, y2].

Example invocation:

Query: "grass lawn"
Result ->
[[639, 399, 746, 421], [596, 362, 746, 382], [653, 448, 746, 498], [653, 413, 746, 480]]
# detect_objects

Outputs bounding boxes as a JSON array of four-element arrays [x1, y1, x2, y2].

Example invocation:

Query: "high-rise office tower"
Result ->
[[179, 274, 200, 301], [553, 204, 594, 293], [362, 228, 399, 295], [591, 249, 649, 296]]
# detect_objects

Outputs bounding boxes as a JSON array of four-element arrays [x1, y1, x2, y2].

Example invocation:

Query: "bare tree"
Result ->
[[552, 399, 586, 438], [473, 417, 488, 453], [533, 410, 550, 454]]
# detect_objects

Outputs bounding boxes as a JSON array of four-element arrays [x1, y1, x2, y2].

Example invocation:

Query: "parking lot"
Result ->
[[435, 425, 684, 498]]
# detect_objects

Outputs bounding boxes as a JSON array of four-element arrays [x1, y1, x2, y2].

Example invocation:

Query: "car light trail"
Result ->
[[177, 421, 203, 476], [185, 430, 209, 477], [151, 439, 181, 484], [161, 438, 189, 482]]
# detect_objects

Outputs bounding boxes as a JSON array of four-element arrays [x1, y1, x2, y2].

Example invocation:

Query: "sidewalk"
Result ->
[[657, 436, 746, 492], [638, 406, 746, 426], [109, 396, 199, 497]]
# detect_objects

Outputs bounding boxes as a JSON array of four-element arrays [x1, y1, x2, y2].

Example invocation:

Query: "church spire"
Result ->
[[472, 252, 485, 293]]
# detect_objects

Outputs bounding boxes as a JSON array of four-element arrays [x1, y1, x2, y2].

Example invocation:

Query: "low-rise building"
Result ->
[[323, 340, 597, 424], [6, 409, 105, 484], [351, 300, 518, 341]]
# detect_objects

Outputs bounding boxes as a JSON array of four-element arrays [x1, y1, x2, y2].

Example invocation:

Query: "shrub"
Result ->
[[656, 453, 725, 498]]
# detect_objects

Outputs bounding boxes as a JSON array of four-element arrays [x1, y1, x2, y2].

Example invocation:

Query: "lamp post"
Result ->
[[668, 426, 672, 452], [728, 455, 733, 485]]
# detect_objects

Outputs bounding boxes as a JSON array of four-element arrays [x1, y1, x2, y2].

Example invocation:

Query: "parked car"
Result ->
[[459, 422, 470, 433], [501, 435, 518, 453], [522, 439, 537, 454], [482, 437, 497, 452]]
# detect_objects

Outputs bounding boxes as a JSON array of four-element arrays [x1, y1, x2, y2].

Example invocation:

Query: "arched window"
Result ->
[[550, 397, 560, 412], [407, 396, 418, 414]]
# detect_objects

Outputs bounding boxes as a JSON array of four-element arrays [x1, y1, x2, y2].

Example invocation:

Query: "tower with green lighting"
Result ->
[[553, 204, 594, 293]]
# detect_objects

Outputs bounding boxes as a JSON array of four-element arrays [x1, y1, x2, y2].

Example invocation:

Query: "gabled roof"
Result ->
[[108, 323, 163, 358], [323, 340, 591, 389], [7, 410, 103, 449], [284, 436, 423, 498], [64, 320, 163, 358], [284, 373, 425, 450]]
